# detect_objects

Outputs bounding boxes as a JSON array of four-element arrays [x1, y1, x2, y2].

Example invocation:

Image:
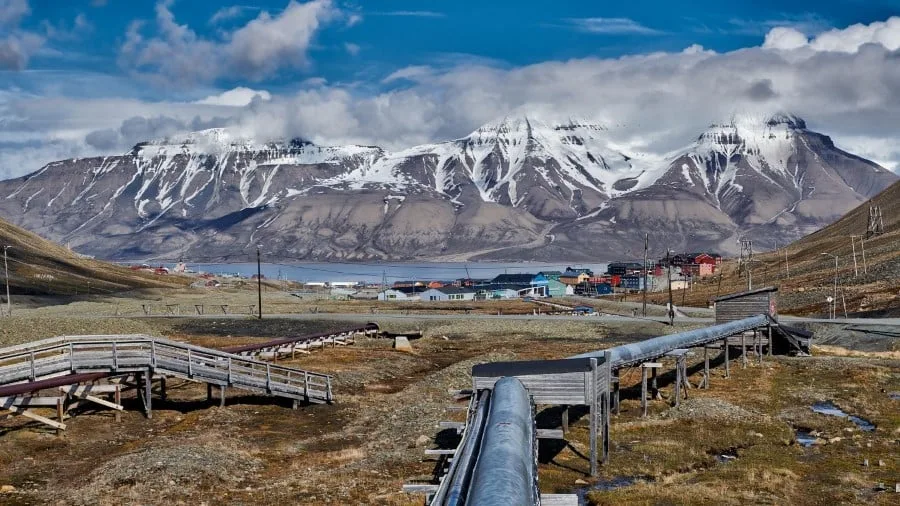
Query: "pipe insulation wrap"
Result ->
[[464, 377, 537, 506], [571, 314, 770, 367]]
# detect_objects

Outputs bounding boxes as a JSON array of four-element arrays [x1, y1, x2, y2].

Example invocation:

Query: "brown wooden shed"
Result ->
[[713, 286, 778, 323]]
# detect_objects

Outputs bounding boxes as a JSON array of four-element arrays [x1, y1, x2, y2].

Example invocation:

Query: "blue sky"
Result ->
[[1, 0, 900, 178], [14, 0, 900, 96]]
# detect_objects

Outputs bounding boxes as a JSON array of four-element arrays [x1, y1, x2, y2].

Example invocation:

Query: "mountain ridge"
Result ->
[[0, 113, 895, 262]]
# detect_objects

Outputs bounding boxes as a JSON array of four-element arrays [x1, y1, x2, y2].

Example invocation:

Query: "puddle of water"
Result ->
[[575, 476, 646, 504], [889, 392, 900, 401], [708, 448, 739, 463], [795, 430, 818, 447], [811, 402, 876, 432]]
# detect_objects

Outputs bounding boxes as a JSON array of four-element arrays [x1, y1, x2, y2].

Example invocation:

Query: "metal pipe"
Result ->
[[440, 390, 491, 506], [464, 377, 536, 506], [571, 314, 770, 368]]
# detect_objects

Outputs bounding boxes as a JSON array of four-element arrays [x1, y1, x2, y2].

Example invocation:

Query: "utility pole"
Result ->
[[642, 233, 648, 317], [821, 253, 838, 319], [3, 246, 10, 317], [739, 239, 753, 290], [256, 247, 263, 320], [860, 237, 867, 274], [784, 245, 790, 279], [667, 250, 674, 326], [851, 235, 868, 276]]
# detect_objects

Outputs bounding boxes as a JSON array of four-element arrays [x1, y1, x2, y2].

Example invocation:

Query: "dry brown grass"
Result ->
[[649, 181, 900, 316], [0, 217, 191, 296]]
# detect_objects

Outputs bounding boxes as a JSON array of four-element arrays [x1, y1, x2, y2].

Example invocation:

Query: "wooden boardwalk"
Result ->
[[0, 334, 334, 430]]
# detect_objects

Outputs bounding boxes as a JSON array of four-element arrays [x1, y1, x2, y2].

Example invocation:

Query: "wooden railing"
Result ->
[[0, 335, 332, 403]]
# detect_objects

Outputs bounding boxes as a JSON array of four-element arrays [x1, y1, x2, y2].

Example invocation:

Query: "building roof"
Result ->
[[564, 267, 594, 275], [428, 286, 476, 295], [608, 262, 642, 267], [491, 273, 536, 284], [713, 286, 778, 302], [539, 271, 563, 276], [478, 283, 531, 292], [384, 286, 422, 295]]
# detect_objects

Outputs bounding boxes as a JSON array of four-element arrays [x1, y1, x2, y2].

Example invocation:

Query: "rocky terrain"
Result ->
[[665, 180, 900, 316], [0, 216, 188, 297], [0, 114, 895, 262]]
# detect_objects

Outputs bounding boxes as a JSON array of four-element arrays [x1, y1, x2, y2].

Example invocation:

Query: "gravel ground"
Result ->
[[67, 444, 262, 505], [661, 398, 764, 422]]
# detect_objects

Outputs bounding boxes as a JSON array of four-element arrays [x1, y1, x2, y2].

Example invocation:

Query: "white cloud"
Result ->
[[763, 26, 810, 50], [0, 0, 43, 71], [382, 65, 433, 83], [4, 16, 900, 180], [194, 87, 272, 106], [764, 16, 900, 52], [119, 0, 345, 84], [209, 5, 258, 25], [0, 0, 30, 26], [344, 42, 360, 55], [810, 16, 900, 52], [566, 17, 662, 35]]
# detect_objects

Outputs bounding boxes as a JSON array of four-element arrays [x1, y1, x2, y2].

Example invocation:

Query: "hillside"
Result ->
[[0, 217, 189, 298], [657, 180, 900, 316], [0, 114, 894, 262]]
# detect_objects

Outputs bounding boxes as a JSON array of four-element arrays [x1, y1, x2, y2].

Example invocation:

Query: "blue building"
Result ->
[[621, 275, 645, 290]]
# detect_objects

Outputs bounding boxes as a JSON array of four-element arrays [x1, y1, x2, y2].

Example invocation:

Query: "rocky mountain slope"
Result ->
[[666, 179, 900, 316], [0, 114, 895, 261], [0, 216, 187, 296]]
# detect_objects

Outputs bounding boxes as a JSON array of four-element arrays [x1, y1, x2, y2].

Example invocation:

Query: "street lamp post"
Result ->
[[3, 246, 10, 317], [820, 253, 838, 319]]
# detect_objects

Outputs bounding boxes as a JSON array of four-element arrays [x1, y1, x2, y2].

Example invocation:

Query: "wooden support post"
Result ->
[[612, 371, 620, 415], [767, 325, 773, 356], [641, 365, 648, 417], [703, 346, 710, 389], [142, 371, 152, 419], [724, 338, 730, 378], [219, 385, 226, 408], [651, 366, 660, 399], [589, 358, 598, 477], [674, 358, 682, 407], [756, 329, 762, 364], [562, 406, 569, 433], [56, 398, 64, 436], [682, 359, 692, 393], [602, 351, 611, 465], [741, 333, 747, 368], [114, 385, 121, 422]]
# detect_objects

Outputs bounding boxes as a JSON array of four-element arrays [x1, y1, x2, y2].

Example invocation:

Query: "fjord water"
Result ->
[[176, 262, 610, 284]]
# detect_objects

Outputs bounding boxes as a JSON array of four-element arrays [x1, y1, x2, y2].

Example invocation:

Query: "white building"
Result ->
[[419, 287, 477, 302], [378, 288, 421, 301]]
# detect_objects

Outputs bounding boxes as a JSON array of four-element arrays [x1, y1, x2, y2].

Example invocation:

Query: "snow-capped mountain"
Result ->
[[0, 114, 895, 261]]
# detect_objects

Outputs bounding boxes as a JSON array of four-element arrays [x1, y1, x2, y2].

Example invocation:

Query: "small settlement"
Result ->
[[128, 252, 722, 302], [375, 253, 722, 302]]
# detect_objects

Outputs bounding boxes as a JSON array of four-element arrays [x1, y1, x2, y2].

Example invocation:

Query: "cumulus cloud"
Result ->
[[84, 114, 233, 151], [4, 16, 900, 181], [762, 26, 809, 50], [0, 0, 44, 70], [194, 87, 272, 106], [119, 0, 344, 85], [764, 16, 900, 52]]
